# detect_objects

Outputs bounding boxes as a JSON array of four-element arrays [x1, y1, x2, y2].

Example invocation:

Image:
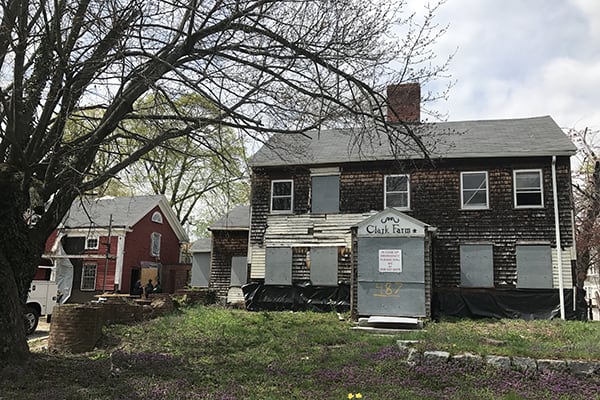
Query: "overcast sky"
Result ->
[[408, 0, 600, 131]]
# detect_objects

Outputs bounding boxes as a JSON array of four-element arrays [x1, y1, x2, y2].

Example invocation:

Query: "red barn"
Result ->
[[45, 195, 189, 303]]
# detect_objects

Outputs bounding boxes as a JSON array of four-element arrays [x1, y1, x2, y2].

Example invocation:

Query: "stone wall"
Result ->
[[397, 340, 600, 378]]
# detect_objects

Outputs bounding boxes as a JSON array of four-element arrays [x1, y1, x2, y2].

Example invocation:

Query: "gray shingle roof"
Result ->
[[249, 116, 576, 167], [209, 205, 250, 231], [191, 237, 211, 253], [60, 195, 189, 241]]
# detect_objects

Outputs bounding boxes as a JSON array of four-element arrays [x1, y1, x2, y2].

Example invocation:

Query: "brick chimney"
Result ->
[[386, 83, 421, 123]]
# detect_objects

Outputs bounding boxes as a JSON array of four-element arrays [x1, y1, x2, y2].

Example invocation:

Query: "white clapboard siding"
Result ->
[[250, 246, 266, 279], [552, 247, 574, 288], [264, 212, 376, 248], [227, 287, 245, 304]]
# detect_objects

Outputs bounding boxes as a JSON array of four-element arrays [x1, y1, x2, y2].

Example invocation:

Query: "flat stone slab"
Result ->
[[368, 316, 421, 325], [485, 355, 512, 369], [512, 357, 537, 372], [567, 360, 600, 376], [423, 351, 450, 363], [452, 352, 483, 364], [537, 359, 568, 373], [396, 340, 420, 348], [406, 348, 422, 365]]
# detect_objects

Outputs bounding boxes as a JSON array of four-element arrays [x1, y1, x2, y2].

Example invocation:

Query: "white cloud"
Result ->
[[411, 0, 600, 131]]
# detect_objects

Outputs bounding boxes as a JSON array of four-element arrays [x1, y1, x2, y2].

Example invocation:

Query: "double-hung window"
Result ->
[[81, 263, 97, 291], [271, 180, 293, 213], [461, 171, 488, 209], [514, 170, 543, 208], [151, 232, 161, 257], [385, 174, 410, 209]]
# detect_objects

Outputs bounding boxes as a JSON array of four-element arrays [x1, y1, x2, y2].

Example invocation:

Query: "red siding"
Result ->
[[81, 236, 119, 291], [121, 206, 182, 292]]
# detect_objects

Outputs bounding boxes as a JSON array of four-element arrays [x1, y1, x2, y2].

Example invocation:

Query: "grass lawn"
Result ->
[[3, 306, 600, 399]]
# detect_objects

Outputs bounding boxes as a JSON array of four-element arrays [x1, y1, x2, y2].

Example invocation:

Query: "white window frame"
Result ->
[[461, 171, 489, 210], [384, 174, 410, 210], [85, 236, 99, 250], [151, 232, 161, 257], [270, 179, 293, 213], [81, 263, 97, 291], [514, 169, 544, 208], [151, 211, 163, 224]]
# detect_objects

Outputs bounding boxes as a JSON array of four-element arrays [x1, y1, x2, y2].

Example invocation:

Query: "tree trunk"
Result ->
[[0, 166, 44, 364], [0, 254, 30, 362]]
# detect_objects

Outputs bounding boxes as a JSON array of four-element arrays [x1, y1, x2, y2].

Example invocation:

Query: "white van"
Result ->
[[25, 266, 58, 335]]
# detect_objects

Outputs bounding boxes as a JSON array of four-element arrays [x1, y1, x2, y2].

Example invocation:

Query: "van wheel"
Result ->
[[24, 306, 39, 335]]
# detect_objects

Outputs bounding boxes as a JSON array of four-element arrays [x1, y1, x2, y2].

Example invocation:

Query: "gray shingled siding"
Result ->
[[210, 230, 249, 298], [250, 156, 573, 290]]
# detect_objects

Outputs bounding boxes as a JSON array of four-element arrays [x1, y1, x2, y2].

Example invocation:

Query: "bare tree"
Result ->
[[0, 0, 451, 362], [570, 128, 600, 289]]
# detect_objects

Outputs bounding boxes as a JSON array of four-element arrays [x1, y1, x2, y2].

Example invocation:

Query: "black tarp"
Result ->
[[432, 288, 588, 321], [243, 282, 588, 320], [242, 282, 350, 312]]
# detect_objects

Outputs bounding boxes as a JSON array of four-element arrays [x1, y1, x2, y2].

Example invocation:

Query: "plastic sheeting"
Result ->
[[55, 243, 74, 304], [432, 288, 588, 321], [242, 282, 350, 312]]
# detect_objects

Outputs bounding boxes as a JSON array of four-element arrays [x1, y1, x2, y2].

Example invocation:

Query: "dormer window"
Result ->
[[152, 211, 163, 224]]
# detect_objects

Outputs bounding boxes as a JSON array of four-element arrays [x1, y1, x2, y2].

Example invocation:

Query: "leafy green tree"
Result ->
[[96, 94, 250, 235], [0, 0, 451, 363]]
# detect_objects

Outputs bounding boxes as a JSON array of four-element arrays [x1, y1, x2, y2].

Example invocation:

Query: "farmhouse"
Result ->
[[45, 195, 190, 303], [243, 83, 584, 320]]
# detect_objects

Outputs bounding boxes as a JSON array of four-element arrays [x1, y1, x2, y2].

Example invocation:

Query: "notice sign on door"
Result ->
[[378, 249, 402, 272]]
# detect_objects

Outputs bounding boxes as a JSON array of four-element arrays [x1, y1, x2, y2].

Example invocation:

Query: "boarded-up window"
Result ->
[[516, 245, 552, 288], [311, 175, 339, 213], [310, 247, 338, 286], [231, 256, 248, 286], [191, 253, 211, 287], [265, 247, 292, 285], [460, 244, 493, 287]]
